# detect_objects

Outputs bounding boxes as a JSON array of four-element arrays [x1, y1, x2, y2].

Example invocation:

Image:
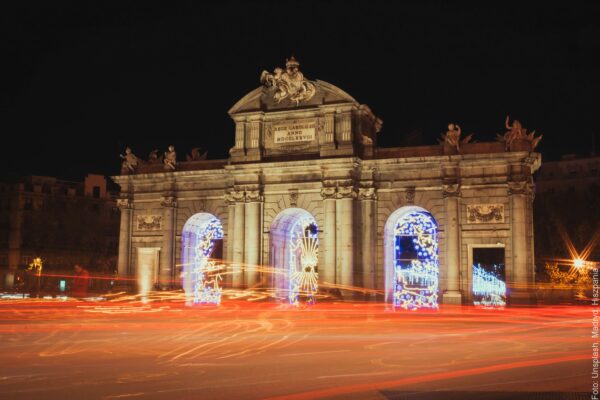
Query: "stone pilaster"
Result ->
[[244, 186, 262, 287], [508, 179, 535, 304], [159, 196, 177, 290], [116, 198, 133, 281], [358, 185, 377, 291], [231, 189, 246, 288], [442, 182, 462, 305], [320, 184, 337, 286], [337, 183, 356, 290], [224, 192, 236, 288]]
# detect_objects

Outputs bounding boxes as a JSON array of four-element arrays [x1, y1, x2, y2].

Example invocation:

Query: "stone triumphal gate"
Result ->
[[113, 57, 541, 306]]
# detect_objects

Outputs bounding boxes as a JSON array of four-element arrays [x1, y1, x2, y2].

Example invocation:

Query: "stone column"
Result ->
[[509, 180, 533, 304], [337, 185, 356, 290], [232, 190, 246, 288], [244, 188, 262, 287], [159, 196, 177, 290], [320, 186, 337, 287], [116, 198, 133, 280], [359, 187, 377, 292], [224, 192, 236, 289], [442, 183, 462, 304]]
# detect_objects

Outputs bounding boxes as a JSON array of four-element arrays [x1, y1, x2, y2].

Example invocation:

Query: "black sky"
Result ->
[[1, 1, 598, 181]]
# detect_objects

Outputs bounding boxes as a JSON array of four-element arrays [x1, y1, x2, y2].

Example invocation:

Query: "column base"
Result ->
[[442, 290, 462, 305]]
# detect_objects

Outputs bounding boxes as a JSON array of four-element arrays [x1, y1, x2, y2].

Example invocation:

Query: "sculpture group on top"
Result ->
[[120, 147, 138, 172], [439, 123, 473, 153], [120, 144, 212, 173], [260, 57, 316, 105], [439, 116, 541, 153], [497, 115, 543, 151]]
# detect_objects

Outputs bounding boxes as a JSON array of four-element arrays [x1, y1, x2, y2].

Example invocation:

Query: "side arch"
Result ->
[[181, 212, 224, 304], [384, 206, 439, 309]]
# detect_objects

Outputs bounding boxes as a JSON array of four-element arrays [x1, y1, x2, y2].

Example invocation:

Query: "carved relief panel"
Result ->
[[136, 215, 163, 231], [466, 204, 505, 224]]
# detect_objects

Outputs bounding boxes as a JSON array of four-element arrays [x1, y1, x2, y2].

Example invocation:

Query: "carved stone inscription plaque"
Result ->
[[273, 119, 316, 144]]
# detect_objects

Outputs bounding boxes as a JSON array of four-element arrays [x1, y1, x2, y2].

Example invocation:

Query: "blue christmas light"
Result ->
[[182, 217, 224, 305], [472, 263, 506, 307], [393, 211, 439, 310]]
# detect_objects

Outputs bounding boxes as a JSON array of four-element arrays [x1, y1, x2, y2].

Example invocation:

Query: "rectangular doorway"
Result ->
[[136, 247, 160, 299], [471, 247, 506, 307]]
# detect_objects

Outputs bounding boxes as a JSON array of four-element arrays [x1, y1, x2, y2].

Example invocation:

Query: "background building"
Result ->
[[0, 174, 120, 289], [534, 153, 600, 272]]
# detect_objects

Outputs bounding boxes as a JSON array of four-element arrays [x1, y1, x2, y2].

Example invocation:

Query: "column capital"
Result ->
[[358, 186, 377, 200], [337, 185, 357, 199], [160, 196, 177, 208], [321, 179, 337, 200], [226, 189, 246, 204], [116, 198, 133, 209], [321, 186, 337, 200], [245, 189, 263, 203], [508, 180, 533, 196]]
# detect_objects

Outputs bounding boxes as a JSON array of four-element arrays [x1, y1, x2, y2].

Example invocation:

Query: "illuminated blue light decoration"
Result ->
[[472, 263, 506, 307], [393, 211, 439, 310], [181, 214, 224, 305], [288, 218, 319, 305]]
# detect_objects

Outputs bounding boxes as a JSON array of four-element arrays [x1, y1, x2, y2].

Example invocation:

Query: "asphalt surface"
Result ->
[[0, 295, 590, 399]]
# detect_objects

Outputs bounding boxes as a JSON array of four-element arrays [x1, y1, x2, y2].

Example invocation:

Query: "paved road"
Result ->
[[0, 296, 590, 399]]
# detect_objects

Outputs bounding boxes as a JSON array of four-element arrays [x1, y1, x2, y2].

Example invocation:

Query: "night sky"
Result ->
[[2, 1, 598, 181]]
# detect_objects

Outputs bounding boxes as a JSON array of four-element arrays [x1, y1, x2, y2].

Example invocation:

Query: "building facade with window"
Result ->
[[0, 174, 119, 288], [113, 59, 541, 307]]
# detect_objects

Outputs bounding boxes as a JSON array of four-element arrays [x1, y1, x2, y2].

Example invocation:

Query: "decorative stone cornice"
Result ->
[[442, 183, 461, 198], [160, 196, 177, 208]]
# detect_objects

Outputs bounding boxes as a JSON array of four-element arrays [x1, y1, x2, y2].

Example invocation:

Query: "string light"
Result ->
[[472, 263, 506, 307], [288, 218, 319, 306], [183, 217, 224, 305], [393, 211, 438, 310]]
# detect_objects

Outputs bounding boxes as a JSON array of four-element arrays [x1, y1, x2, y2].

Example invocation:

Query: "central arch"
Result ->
[[181, 213, 223, 305], [384, 206, 439, 309], [270, 208, 319, 305]]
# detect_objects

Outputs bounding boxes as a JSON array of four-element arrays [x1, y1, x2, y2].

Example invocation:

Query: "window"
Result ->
[[93, 186, 101, 198]]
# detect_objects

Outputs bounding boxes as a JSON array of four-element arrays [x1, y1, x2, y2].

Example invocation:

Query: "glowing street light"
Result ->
[[573, 258, 585, 268]]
